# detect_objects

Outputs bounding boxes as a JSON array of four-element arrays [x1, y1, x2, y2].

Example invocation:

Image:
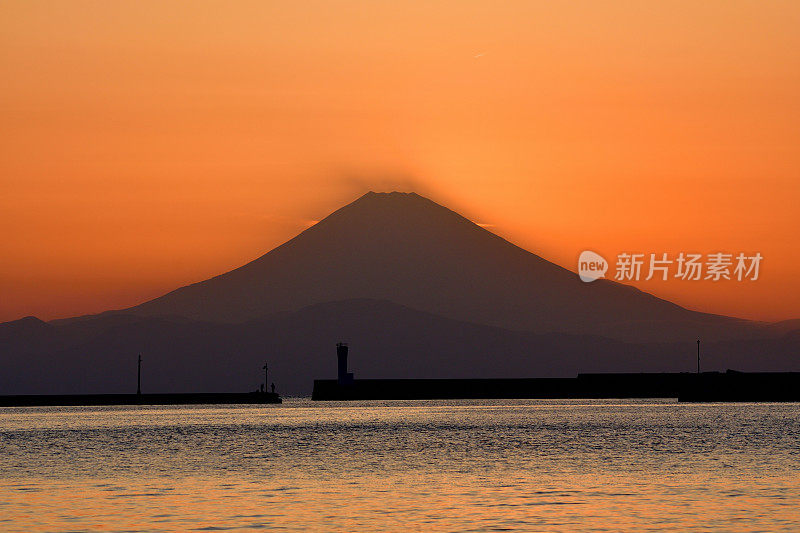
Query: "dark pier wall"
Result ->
[[677, 372, 800, 402], [312, 372, 800, 402], [0, 392, 282, 407], [312, 373, 699, 401], [313, 378, 575, 400]]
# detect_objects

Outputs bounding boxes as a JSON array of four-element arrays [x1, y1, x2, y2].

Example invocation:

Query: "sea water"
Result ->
[[1, 399, 799, 532]]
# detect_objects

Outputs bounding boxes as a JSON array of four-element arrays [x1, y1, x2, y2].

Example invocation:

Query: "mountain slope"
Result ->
[[116, 191, 760, 342]]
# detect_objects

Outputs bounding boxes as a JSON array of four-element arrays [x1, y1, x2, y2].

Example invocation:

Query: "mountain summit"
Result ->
[[121, 191, 756, 342]]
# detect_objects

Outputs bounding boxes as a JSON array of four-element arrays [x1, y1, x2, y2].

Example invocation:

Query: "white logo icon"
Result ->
[[578, 251, 608, 283]]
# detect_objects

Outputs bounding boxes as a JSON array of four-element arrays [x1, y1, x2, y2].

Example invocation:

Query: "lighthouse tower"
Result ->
[[336, 342, 354, 384]]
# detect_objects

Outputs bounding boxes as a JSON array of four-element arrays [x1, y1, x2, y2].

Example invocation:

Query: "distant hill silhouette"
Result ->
[[3, 191, 797, 395], [72, 192, 766, 342], [4, 299, 799, 395]]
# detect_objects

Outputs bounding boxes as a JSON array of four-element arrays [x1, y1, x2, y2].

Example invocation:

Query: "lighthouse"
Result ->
[[337, 342, 354, 384]]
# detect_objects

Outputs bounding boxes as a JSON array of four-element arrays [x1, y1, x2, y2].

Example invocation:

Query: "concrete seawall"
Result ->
[[312, 372, 800, 402], [312, 373, 697, 401], [0, 392, 282, 407]]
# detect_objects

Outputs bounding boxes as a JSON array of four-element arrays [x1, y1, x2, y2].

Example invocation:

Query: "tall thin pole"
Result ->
[[137, 354, 142, 395], [263, 363, 268, 393], [696, 339, 700, 374]]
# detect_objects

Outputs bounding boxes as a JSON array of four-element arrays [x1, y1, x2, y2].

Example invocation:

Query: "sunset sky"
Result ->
[[1, 1, 798, 323]]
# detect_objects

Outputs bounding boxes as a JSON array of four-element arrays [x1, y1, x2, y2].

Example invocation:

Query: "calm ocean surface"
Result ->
[[1, 399, 799, 532]]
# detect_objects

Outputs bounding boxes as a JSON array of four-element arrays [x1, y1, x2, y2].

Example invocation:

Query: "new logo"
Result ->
[[578, 250, 608, 283]]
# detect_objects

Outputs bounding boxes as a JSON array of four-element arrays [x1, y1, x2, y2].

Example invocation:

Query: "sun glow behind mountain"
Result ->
[[1, 1, 799, 322]]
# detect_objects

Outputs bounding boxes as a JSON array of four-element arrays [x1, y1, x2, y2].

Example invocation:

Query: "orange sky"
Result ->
[[1, 1, 799, 323]]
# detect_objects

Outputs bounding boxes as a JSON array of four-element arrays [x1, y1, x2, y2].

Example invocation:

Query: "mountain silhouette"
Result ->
[[3, 191, 796, 395], [105, 191, 761, 342]]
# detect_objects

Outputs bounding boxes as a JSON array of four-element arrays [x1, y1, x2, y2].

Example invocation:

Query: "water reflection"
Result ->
[[1, 399, 799, 531]]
